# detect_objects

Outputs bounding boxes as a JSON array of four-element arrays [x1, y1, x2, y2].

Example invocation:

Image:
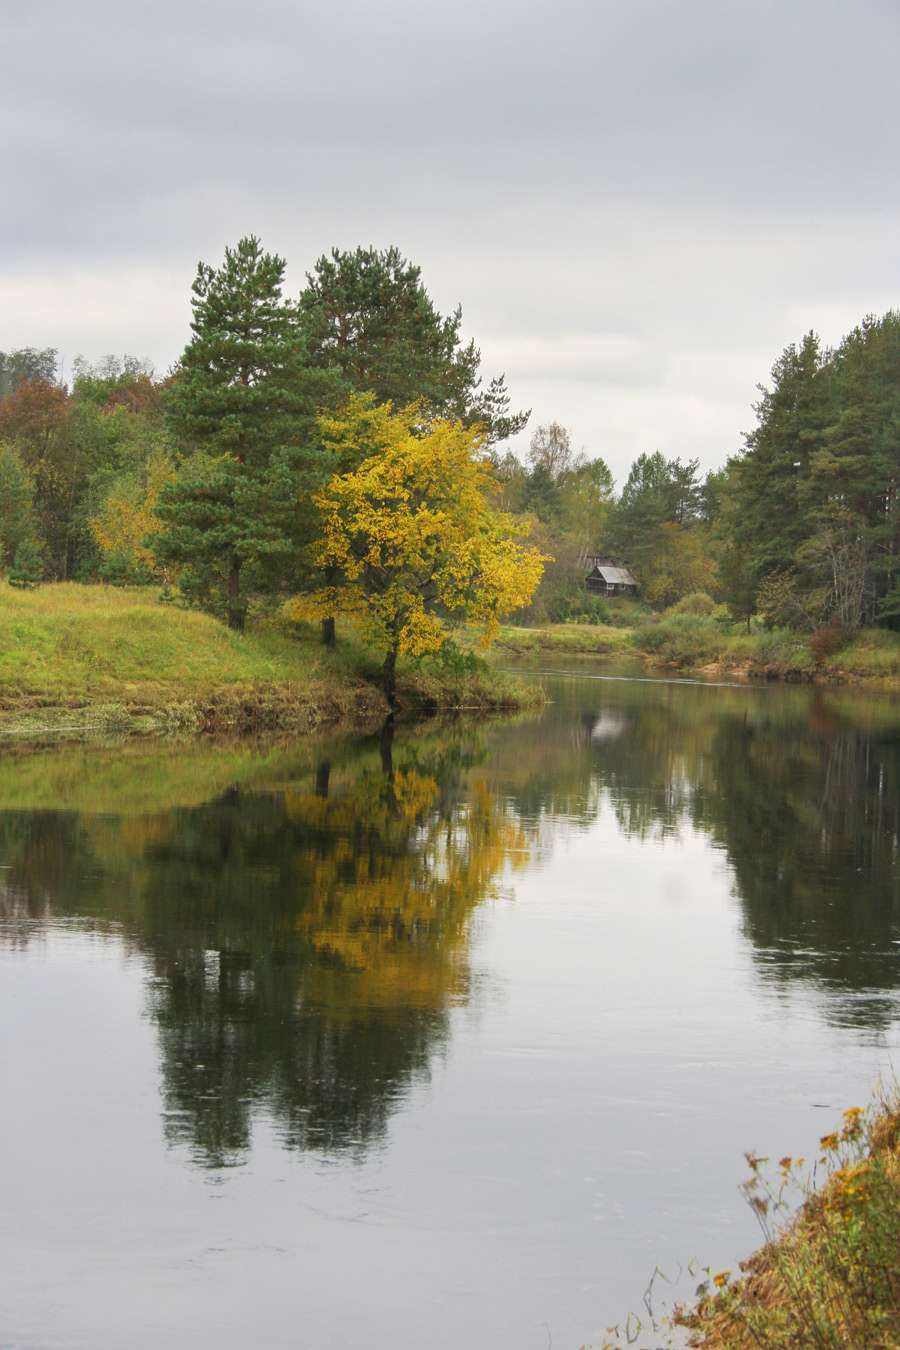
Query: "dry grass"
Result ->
[[671, 1092, 900, 1350]]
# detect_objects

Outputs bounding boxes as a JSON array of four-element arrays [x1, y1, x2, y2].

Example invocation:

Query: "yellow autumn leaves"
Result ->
[[91, 447, 175, 580], [295, 396, 547, 656], [90, 393, 546, 653]]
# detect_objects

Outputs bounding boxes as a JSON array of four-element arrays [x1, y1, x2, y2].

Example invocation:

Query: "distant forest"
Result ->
[[2, 238, 899, 638]]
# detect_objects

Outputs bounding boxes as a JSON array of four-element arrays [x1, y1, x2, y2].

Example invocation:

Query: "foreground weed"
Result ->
[[675, 1092, 900, 1350], [599, 1089, 900, 1350]]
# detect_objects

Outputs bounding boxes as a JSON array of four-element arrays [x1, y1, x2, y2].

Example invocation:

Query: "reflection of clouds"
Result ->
[[589, 711, 628, 744]]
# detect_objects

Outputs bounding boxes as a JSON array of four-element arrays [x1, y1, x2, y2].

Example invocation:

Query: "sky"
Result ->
[[3, 0, 899, 486]]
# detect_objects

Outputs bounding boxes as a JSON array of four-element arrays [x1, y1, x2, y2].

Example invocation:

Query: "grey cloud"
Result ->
[[1, 0, 898, 476], [4, 0, 899, 264]]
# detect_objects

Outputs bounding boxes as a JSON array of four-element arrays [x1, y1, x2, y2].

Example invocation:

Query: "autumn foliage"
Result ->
[[296, 397, 546, 699]]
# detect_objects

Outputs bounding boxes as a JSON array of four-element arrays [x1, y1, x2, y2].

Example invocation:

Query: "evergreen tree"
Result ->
[[813, 313, 900, 620], [8, 535, 43, 588], [609, 451, 689, 578], [727, 332, 831, 608], [299, 246, 528, 444], [724, 314, 900, 629], [158, 237, 336, 629]]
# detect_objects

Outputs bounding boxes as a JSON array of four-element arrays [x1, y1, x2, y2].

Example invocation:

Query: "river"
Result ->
[[2, 664, 900, 1349]]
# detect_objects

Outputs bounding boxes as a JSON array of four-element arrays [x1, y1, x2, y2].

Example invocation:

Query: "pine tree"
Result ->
[[299, 246, 528, 444], [727, 332, 832, 613], [158, 237, 336, 629], [813, 313, 900, 621], [8, 536, 43, 588]]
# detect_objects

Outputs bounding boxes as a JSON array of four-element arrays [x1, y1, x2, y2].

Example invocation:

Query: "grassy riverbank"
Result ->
[[494, 616, 900, 685], [0, 583, 538, 735], [663, 1091, 900, 1350]]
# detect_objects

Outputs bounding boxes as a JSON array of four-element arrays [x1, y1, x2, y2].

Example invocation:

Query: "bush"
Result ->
[[630, 613, 724, 667], [809, 620, 849, 665], [666, 590, 716, 617], [673, 1093, 900, 1350]]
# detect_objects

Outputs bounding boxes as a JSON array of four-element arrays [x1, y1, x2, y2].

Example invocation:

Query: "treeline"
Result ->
[[2, 236, 899, 648], [496, 312, 900, 633], [494, 424, 722, 621], [0, 239, 544, 698]]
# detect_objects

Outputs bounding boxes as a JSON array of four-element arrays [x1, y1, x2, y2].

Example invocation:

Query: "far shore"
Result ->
[[492, 618, 900, 689]]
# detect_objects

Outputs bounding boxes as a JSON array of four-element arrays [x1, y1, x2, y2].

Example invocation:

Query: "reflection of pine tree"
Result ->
[[0, 729, 527, 1166]]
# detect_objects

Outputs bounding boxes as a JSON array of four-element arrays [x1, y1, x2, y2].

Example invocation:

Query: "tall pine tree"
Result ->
[[298, 246, 528, 444], [157, 237, 336, 629]]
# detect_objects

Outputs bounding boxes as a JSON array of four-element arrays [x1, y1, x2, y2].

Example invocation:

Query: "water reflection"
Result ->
[[0, 722, 532, 1165], [2, 676, 900, 1169], [488, 674, 900, 1023]]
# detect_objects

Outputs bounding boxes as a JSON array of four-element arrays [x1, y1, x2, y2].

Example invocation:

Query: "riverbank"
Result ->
[[0, 583, 539, 736], [664, 1091, 900, 1350], [493, 618, 900, 686]]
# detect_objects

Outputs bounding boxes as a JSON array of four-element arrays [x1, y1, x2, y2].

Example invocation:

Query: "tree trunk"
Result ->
[[227, 559, 245, 633], [321, 616, 335, 647], [314, 760, 331, 798], [382, 646, 398, 708]]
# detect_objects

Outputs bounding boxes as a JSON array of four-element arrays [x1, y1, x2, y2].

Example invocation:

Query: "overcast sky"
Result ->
[[3, 0, 899, 485]]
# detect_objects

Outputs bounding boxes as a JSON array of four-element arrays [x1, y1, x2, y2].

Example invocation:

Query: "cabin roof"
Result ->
[[593, 565, 637, 586]]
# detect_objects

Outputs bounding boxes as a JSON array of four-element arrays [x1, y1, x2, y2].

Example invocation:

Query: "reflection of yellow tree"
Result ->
[[284, 768, 531, 1013], [0, 732, 537, 1160]]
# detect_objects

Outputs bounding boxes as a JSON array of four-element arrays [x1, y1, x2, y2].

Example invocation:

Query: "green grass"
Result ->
[[492, 622, 635, 658], [0, 583, 541, 733], [0, 582, 316, 696]]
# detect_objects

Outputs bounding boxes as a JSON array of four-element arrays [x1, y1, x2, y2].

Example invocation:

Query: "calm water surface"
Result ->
[[3, 667, 900, 1349]]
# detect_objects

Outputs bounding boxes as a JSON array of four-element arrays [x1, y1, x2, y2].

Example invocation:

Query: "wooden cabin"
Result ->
[[584, 558, 639, 597]]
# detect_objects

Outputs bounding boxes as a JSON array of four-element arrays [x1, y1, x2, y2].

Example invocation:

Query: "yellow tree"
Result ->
[[91, 448, 175, 582], [297, 397, 545, 703]]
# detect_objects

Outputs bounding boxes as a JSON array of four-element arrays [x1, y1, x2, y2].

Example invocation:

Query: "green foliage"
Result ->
[[8, 535, 43, 589], [71, 354, 156, 407], [158, 237, 337, 628], [630, 612, 724, 666], [0, 376, 81, 578], [166, 237, 317, 463], [0, 443, 41, 576], [299, 245, 527, 444], [666, 590, 717, 617], [725, 313, 900, 631], [601, 451, 706, 600], [642, 522, 719, 609]]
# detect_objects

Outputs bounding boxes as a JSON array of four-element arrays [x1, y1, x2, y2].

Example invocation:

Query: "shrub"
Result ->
[[809, 620, 849, 665], [666, 590, 716, 617], [630, 613, 724, 667]]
